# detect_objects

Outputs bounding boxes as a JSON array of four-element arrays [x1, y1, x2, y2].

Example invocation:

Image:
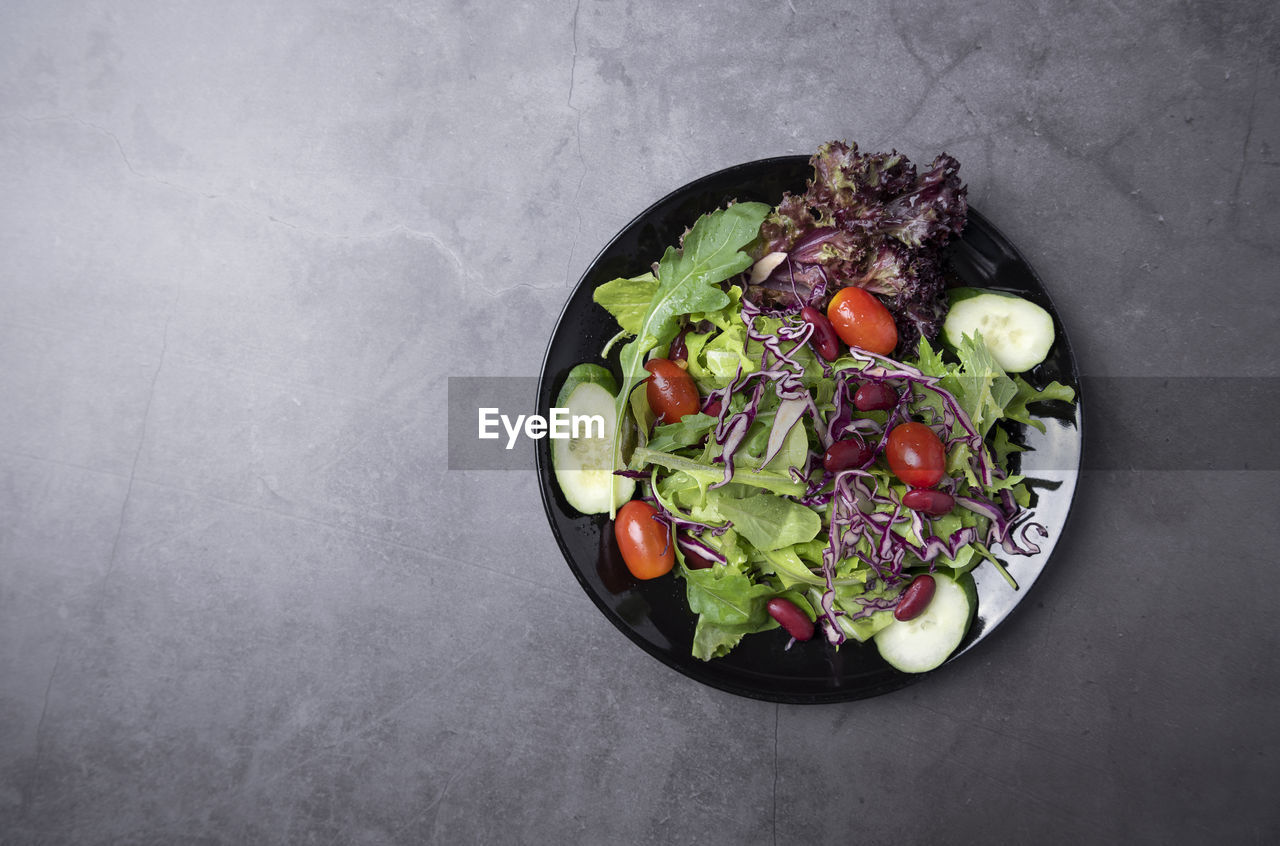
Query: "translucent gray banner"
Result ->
[[447, 377, 540, 471], [446, 376, 1280, 471]]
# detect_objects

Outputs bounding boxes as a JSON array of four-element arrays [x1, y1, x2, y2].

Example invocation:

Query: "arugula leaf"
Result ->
[[609, 202, 771, 514]]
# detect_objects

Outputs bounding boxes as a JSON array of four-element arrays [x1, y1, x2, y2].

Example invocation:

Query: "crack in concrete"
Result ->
[[885, 5, 986, 139], [21, 314, 169, 817], [16, 112, 219, 201], [1228, 57, 1262, 225]]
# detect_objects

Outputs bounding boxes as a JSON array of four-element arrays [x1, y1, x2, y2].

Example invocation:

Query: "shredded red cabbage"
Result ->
[[676, 531, 729, 566], [955, 493, 1045, 556]]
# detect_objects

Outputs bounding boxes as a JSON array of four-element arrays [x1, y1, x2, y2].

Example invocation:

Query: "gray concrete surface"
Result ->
[[2, 1, 1277, 843]]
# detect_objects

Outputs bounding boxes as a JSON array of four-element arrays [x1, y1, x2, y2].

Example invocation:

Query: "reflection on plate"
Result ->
[[535, 156, 1083, 704]]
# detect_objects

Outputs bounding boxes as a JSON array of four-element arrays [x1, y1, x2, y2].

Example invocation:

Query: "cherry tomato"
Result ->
[[826, 287, 898, 355], [885, 422, 947, 488], [614, 500, 675, 580], [644, 358, 699, 423]]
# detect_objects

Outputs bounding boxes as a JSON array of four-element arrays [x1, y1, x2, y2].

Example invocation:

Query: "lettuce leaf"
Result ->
[[593, 272, 658, 336], [682, 561, 774, 627], [646, 412, 719, 453], [951, 331, 1018, 439], [608, 202, 771, 514], [1004, 376, 1077, 433], [683, 560, 784, 661], [706, 490, 822, 552], [628, 446, 806, 497], [692, 617, 774, 661]]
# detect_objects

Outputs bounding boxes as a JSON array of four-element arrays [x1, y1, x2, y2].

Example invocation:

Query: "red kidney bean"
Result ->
[[854, 382, 898, 411], [894, 574, 937, 621], [822, 438, 873, 473], [667, 329, 689, 363], [800, 306, 841, 362], [901, 489, 955, 517], [766, 597, 815, 641]]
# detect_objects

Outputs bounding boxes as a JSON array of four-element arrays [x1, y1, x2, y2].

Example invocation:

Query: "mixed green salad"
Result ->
[[552, 142, 1075, 672]]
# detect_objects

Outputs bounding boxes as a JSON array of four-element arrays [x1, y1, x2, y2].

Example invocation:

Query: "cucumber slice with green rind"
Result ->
[[556, 362, 618, 406], [551, 380, 634, 514], [873, 572, 976, 673], [943, 289, 1055, 373]]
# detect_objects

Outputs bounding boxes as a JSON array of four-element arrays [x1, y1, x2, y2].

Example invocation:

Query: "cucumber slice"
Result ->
[[874, 572, 976, 673], [551, 378, 634, 514], [943, 289, 1055, 373], [556, 363, 617, 405]]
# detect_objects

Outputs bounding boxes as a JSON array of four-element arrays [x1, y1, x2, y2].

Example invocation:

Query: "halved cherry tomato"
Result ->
[[614, 500, 675, 580], [826, 287, 898, 355], [644, 358, 699, 423], [885, 422, 947, 488]]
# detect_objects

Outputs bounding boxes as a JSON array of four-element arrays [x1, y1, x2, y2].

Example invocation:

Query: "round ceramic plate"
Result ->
[[535, 155, 1083, 703]]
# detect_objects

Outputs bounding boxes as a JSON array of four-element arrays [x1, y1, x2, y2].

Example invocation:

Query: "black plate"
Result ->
[[535, 156, 1083, 704]]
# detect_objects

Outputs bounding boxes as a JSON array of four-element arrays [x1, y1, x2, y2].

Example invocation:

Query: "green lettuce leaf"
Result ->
[[593, 272, 659, 336], [951, 332, 1018, 439], [692, 617, 775, 661], [608, 202, 772, 514], [989, 423, 1025, 467], [682, 562, 774, 626], [628, 446, 806, 497], [913, 335, 948, 377], [708, 490, 822, 552], [646, 412, 718, 453], [827, 581, 901, 642], [759, 547, 826, 587], [683, 560, 782, 661], [1003, 376, 1077, 433]]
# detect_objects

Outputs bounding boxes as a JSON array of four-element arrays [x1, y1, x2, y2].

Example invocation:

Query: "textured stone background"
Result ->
[[2, 1, 1277, 843]]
